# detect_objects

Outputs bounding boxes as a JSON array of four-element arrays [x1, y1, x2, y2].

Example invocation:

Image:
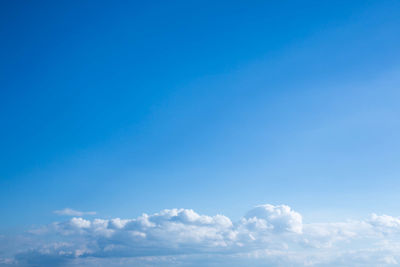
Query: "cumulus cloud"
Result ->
[[53, 208, 96, 217], [244, 204, 303, 234], [3, 204, 400, 266]]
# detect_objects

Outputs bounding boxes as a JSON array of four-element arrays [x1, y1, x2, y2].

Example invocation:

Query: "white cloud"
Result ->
[[244, 204, 303, 234], [53, 208, 96, 217], [3, 204, 400, 266], [370, 213, 400, 234]]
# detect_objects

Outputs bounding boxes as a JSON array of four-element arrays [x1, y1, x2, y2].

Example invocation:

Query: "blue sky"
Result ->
[[1, 1, 400, 266]]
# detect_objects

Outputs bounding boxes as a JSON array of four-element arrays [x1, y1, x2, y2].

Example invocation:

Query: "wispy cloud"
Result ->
[[53, 208, 96, 217], [3, 204, 400, 266]]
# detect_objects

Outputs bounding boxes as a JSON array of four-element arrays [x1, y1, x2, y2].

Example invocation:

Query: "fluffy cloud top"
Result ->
[[244, 204, 303, 234], [3, 204, 400, 267]]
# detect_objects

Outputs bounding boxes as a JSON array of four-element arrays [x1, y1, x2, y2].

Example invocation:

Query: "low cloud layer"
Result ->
[[2, 204, 400, 266]]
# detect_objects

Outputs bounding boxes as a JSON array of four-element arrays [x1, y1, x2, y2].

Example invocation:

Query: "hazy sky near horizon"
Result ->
[[1, 1, 400, 266]]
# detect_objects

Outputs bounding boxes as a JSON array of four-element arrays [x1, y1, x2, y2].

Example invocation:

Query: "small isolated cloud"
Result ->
[[3, 204, 400, 266], [53, 208, 96, 217]]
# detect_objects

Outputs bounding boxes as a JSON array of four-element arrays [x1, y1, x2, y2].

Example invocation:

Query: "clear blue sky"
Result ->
[[1, 0, 400, 231]]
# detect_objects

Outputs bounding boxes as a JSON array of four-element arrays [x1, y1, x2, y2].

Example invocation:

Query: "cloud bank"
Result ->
[[2, 204, 400, 266]]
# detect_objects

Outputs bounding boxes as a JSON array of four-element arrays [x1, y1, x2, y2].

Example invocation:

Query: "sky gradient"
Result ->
[[1, 1, 400, 266]]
